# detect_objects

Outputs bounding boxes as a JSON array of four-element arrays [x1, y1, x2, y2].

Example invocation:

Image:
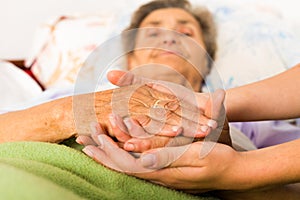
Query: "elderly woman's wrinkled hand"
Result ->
[[75, 81, 215, 140]]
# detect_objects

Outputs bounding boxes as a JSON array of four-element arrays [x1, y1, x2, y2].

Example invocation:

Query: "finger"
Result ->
[[107, 70, 151, 87], [133, 168, 208, 191], [130, 83, 203, 124], [123, 117, 152, 138], [168, 104, 216, 132], [128, 87, 216, 137], [145, 83, 204, 119], [82, 145, 120, 171], [134, 113, 210, 138], [109, 113, 131, 142], [97, 134, 152, 173], [126, 109, 183, 138], [126, 114, 211, 139], [96, 132, 119, 148], [214, 119, 232, 146], [169, 115, 210, 138], [204, 89, 226, 120], [90, 122, 108, 146], [76, 135, 97, 146], [201, 90, 228, 157], [124, 136, 171, 152], [140, 142, 207, 169], [107, 70, 127, 86], [147, 82, 219, 129], [129, 86, 213, 135], [146, 81, 201, 108], [76, 121, 102, 145], [140, 145, 190, 169], [133, 114, 177, 136], [124, 136, 194, 153]]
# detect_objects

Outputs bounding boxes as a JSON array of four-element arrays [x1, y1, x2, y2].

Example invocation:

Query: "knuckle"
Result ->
[[135, 115, 151, 126]]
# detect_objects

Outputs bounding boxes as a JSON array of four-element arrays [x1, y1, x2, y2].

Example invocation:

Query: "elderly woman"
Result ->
[[0, 0, 230, 147]]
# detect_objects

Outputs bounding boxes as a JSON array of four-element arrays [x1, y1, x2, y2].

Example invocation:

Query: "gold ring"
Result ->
[[153, 99, 162, 108]]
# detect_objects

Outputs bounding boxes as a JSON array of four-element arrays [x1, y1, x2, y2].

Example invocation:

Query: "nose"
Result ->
[[163, 38, 176, 45], [162, 32, 178, 45]]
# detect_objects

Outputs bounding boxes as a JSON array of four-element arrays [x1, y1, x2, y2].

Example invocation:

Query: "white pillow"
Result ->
[[198, 0, 300, 90], [0, 61, 42, 108]]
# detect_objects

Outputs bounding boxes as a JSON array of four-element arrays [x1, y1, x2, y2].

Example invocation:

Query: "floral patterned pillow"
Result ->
[[25, 14, 118, 89]]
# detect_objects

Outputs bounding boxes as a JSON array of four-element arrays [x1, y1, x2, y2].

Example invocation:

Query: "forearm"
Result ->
[[0, 96, 75, 143], [0, 89, 115, 143], [225, 64, 300, 121], [234, 139, 300, 190]]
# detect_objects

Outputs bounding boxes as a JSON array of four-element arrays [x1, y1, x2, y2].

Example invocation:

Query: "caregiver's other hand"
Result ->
[[107, 70, 221, 122], [135, 142, 241, 193], [80, 126, 241, 193], [106, 70, 231, 151], [79, 132, 300, 200]]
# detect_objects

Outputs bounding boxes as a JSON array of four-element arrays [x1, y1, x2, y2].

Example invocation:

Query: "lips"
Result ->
[[158, 49, 185, 57]]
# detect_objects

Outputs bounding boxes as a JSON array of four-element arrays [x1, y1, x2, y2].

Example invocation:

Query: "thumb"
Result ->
[[107, 70, 151, 87], [107, 70, 128, 86], [140, 145, 189, 169], [205, 89, 226, 120]]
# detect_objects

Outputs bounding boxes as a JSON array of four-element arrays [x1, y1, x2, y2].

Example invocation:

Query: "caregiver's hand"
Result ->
[[107, 70, 219, 137], [81, 124, 241, 193]]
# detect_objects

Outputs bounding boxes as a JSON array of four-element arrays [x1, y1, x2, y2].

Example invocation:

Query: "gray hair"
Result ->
[[123, 0, 217, 68]]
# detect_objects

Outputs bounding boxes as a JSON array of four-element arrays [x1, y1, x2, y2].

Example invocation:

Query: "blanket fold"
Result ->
[[0, 142, 218, 200]]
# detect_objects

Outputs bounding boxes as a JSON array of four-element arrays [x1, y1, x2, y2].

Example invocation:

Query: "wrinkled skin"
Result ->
[[74, 83, 216, 142]]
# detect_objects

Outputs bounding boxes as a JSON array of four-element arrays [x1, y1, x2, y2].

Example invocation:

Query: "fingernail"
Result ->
[[141, 154, 156, 168], [207, 120, 217, 129], [82, 147, 94, 157], [109, 114, 116, 128], [166, 101, 179, 111], [194, 133, 205, 138], [75, 137, 83, 145], [124, 142, 135, 151], [97, 135, 104, 148], [123, 118, 132, 130], [200, 125, 208, 133], [172, 126, 180, 132]]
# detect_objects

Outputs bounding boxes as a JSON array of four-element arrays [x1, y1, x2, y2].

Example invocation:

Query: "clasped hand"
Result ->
[[76, 70, 233, 193]]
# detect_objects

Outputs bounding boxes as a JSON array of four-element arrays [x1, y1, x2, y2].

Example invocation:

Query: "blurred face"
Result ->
[[128, 8, 208, 91]]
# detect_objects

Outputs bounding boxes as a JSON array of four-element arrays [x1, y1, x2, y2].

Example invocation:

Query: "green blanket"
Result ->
[[0, 141, 219, 200]]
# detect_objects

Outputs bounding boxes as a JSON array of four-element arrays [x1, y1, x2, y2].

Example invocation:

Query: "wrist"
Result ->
[[227, 147, 288, 191], [232, 151, 262, 190], [50, 96, 76, 141], [216, 150, 262, 191], [224, 88, 247, 122]]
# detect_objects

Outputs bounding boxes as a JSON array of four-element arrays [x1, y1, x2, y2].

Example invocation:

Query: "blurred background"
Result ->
[[1, 0, 299, 60]]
